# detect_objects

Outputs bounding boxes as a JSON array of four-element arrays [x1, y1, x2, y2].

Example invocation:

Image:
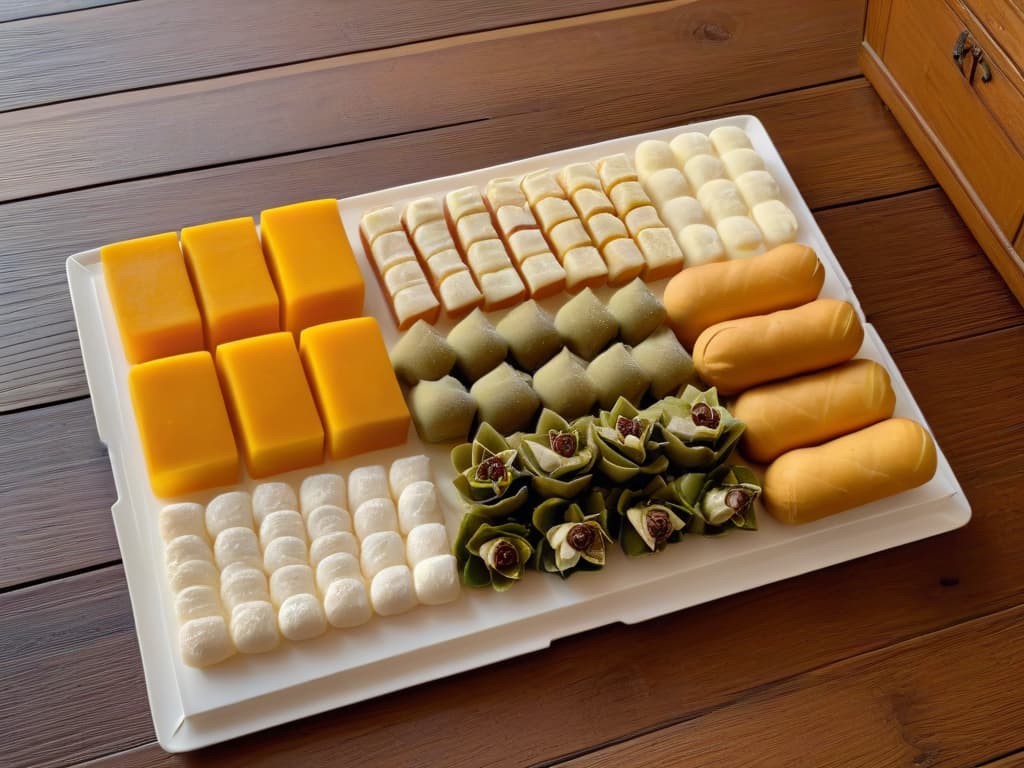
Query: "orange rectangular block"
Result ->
[[216, 332, 324, 478], [180, 217, 280, 348], [101, 232, 204, 363], [299, 317, 410, 460], [128, 351, 239, 497], [260, 199, 365, 336]]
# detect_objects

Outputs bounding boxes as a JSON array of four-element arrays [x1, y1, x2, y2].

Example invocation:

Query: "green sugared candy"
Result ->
[[586, 343, 650, 409], [632, 326, 698, 398], [390, 319, 456, 385], [447, 308, 509, 383], [495, 300, 562, 372], [532, 348, 597, 421], [607, 278, 667, 346], [409, 375, 477, 443], [469, 363, 540, 435], [553, 287, 618, 361]]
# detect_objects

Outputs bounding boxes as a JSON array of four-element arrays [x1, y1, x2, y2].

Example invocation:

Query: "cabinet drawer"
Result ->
[[883, 0, 1024, 237]]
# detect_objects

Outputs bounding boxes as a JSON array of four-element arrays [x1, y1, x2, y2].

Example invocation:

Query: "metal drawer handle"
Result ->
[[953, 29, 969, 64]]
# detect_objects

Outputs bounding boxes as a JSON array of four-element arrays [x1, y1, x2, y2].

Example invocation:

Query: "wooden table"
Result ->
[[2, 1, 1023, 766]]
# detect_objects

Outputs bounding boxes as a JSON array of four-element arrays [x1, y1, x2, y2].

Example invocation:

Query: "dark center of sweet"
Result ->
[[616, 416, 643, 439], [550, 432, 577, 457], [492, 540, 518, 570], [477, 456, 507, 482], [725, 489, 752, 511], [691, 403, 720, 429], [645, 510, 673, 542], [567, 523, 596, 551]]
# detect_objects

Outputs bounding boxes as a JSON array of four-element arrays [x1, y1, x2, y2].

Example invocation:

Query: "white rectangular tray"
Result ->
[[66, 114, 970, 752]]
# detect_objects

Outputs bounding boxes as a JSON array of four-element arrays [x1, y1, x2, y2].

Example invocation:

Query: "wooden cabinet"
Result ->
[[862, 0, 1024, 304]]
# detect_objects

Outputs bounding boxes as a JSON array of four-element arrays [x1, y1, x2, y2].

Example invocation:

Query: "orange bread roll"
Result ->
[[763, 418, 937, 524], [733, 359, 896, 463], [693, 298, 863, 395], [663, 243, 824, 349]]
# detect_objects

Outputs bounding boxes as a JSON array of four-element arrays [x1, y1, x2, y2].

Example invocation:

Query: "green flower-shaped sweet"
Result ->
[[616, 481, 687, 556], [454, 516, 535, 591], [650, 386, 745, 472], [591, 398, 669, 484], [669, 465, 761, 535], [513, 410, 598, 499], [531, 493, 612, 577], [451, 422, 530, 518]]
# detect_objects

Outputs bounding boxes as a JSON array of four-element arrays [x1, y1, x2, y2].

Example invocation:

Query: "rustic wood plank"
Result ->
[[0, 0, 865, 202], [556, 605, 1024, 768], [0, 0, 655, 112], [984, 751, 1024, 768], [13, 325, 1024, 768], [0, 79, 938, 413], [0, 0, 128, 24], [0, 397, 118, 589]]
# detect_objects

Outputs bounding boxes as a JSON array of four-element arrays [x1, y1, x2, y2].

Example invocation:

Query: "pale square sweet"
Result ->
[[445, 186, 487, 221], [167, 559, 219, 594], [521, 169, 564, 206], [392, 283, 441, 331], [402, 197, 444, 233], [625, 205, 664, 238], [495, 204, 537, 235], [602, 238, 647, 286], [480, 267, 526, 310], [585, 212, 628, 249], [558, 162, 602, 195], [570, 188, 615, 220], [384, 259, 429, 297], [371, 231, 417, 275], [159, 503, 206, 543], [456, 211, 499, 250], [412, 219, 457, 260], [596, 153, 638, 193], [405, 522, 451, 568], [361, 531, 405, 580], [519, 252, 567, 299], [413, 554, 461, 606], [205, 492, 253, 538], [305, 505, 353, 539], [670, 132, 714, 165], [354, 497, 399, 541], [262, 535, 308, 573], [610, 181, 653, 217], [166, 534, 213, 570], [278, 593, 327, 641], [697, 179, 748, 225], [643, 167, 690, 209], [259, 510, 307, 549], [316, 552, 362, 594], [389, 454, 432, 499], [175, 585, 223, 623], [323, 578, 373, 628], [359, 206, 402, 248], [721, 148, 765, 179], [709, 125, 752, 154], [230, 600, 279, 654], [752, 200, 799, 247], [309, 531, 359, 568], [718, 215, 767, 259], [300, 474, 346, 516], [507, 229, 550, 264], [534, 197, 578, 233], [213, 527, 261, 570], [661, 196, 707, 234], [269, 563, 316, 607], [683, 154, 726, 191], [467, 239, 513, 277], [678, 223, 727, 267], [563, 246, 609, 292], [424, 248, 467, 285], [735, 169, 781, 207], [370, 565, 418, 616], [220, 566, 270, 611], [486, 177, 527, 209], [635, 140, 678, 180], [637, 227, 685, 280], [549, 219, 592, 259], [397, 481, 443, 535], [438, 270, 484, 317], [252, 483, 298, 525], [179, 616, 234, 667]]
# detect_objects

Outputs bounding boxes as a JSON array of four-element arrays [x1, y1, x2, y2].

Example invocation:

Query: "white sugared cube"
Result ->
[[425, 248, 467, 286], [405, 522, 451, 568], [413, 554, 461, 606], [609, 181, 652, 218], [205, 491, 253, 537], [348, 465, 389, 511], [178, 616, 234, 668], [752, 200, 799, 248], [278, 594, 327, 641], [438, 270, 483, 317], [717, 215, 767, 259], [315, 552, 363, 594], [252, 482, 298, 525], [262, 535, 308, 573], [670, 132, 714, 164], [159, 503, 206, 543], [697, 179, 748, 225], [354, 498, 399, 541], [558, 163, 602, 196], [305, 504, 353, 539], [361, 531, 405, 580], [678, 224, 727, 267], [624, 206, 664, 239], [220, 565, 270, 611], [269, 564, 316, 607], [165, 534, 213, 570], [495, 204, 537, 236], [521, 169, 564, 206], [485, 177, 527, 209], [720, 148, 765, 179], [413, 219, 456, 260], [397, 481, 443, 535], [259, 510, 307, 549], [735, 170, 781, 208], [392, 284, 440, 330], [309, 531, 359, 568], [507, 228, 550, 265], [637, 227, 685, 280], [167, 559, 219, 594], [519, 253, 567, 299], [467, 239, 513, 277], [643, 167, 690, 209], [480, 267, 526, 310], [403, 196, 444, 233], [602, 238, 647, 286], [174, 585, 223, 623], [634, 140, 679, 181], [683, 154, 726, 191], [596, 153, 637, 192], [660, 196, 706, 234], [370, 565, 418, 617], [387, 263, 427, 299], [359, 206, 402, 247], [570, 188, 615, 220], [388, 455, 432, 500], [445, 186, 487, 221], [456, 212, 500, 250], [323, 579, 373, 628], [300, 473, 346, 515], [533, 197, 578, 234], [371, 231, 416, 275], [229, 600, 280, 654], [709, 125, 752, 154], [563, 246, 608, 293]]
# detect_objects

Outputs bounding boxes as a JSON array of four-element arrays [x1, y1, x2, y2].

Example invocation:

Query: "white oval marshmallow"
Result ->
[[388, 455, 432, 500], [752, 199, 799, 248], [167, 559, 220, 594], [278, 594, 327, 641], [360, 531, 405, 580], [397, 481, 443, 535], [697, 179, 748, 225], [348, 465, 389, 511], [259, 510, 307, 549], [670, 132, 713, 165], [370, 565, 418, 617], [175, 585, 224, 623], [305, 505, 353, 539], [634, 139, 678, 181], [205, 491, 253, 537], [159, 503, 206, 543], [661, 196, 707, 235], [230, 600, 279, 654], [300, 473, 346, 515], [251, 482, 298, 525], [708, 125, 752, 154], [735, 170, 781, 208], [643, 167, 690, 210], [717, 215, 767, 260], [262, 535, 308, 573], [683, 154, 725, 192], [269, 564, 316, 607], [720, 148, 765, 179], [213, 527, 261, 570], [165, 534, 214, 570], [309, 531, 359, 568], [323, 579, 373, 628], [413, 554, 461, 606], [220, 565, 270, 611], [315, 552, 363, 594], [354, 498, 399, 541], [678, 223, 727, 267], [405, 523, 451, 569], [178, 616, 234, 668]]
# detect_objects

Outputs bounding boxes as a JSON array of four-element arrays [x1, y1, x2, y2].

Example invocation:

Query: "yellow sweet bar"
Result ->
[[300, 317, 411, 460], [180, 218, 280, 349], [215, 332, 324, 478], [101, 232, 204, 364], [260, 199, 365, 336], [129, 351, 239, 497]]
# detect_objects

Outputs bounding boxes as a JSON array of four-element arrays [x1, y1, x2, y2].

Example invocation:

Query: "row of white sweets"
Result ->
[[160, 456, 461, 667]]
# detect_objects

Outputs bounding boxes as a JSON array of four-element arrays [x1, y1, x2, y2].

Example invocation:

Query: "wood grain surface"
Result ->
[[0, 0, 128, 24]]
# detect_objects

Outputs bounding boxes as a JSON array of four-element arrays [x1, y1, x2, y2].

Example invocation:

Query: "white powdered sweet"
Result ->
[[323, 578, 373, 628], [388, 455, 432, 499], [167, 559, 219, 593], [219, 565, 270, 611], [370, 565, 418, 617], [251, 482, 298, 525], [300, 473, 346, 516], [413, 554, 461, 606], [348, 465, 389, 511], [262, 535, 308, 573], [165, 534, 213, 570], [269, 564, 316, 607], [158, 503, 206, 543], [229, 600, 279, 654], [174, 585, 223, 623], [309, 531, 359, 568], [405, 522, 451, 568], [397, 481, 443, 535], [360, 531, 405, 580], [277, 594, 327, 641], [259, 510, 307, 549], [354, 497, 399, 541], [213, 527, 261, 570], [178, 616, 234, 668], [305, 505, 353, 539], [204, 491, 254, 537], [315, 552, 363, 594]]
